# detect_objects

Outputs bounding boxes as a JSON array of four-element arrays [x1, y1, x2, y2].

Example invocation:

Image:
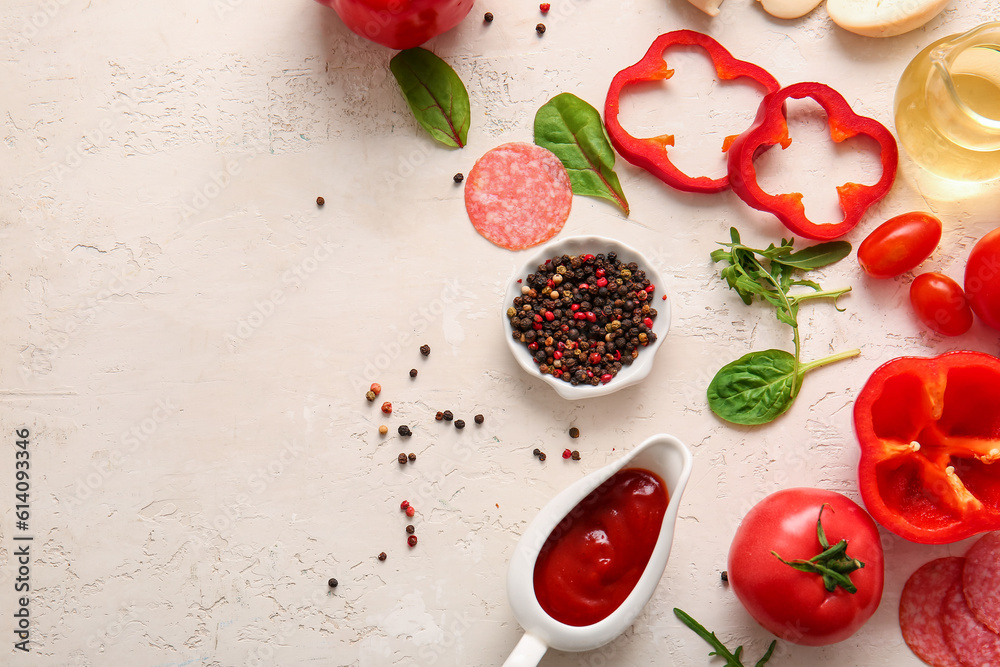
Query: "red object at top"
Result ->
[[728, 82, 898, 240], [604, 30, 780, 194], [316, 0, 474, 50], [853, 351, 1000, 544], [532, 468, 668, 626]]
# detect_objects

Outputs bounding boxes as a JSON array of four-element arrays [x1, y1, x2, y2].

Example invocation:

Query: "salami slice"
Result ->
[[465, 142, 572, 251], [900, 557, 966, 667], [964, 532, 1000, 635], [942, 579, 1000, 667]]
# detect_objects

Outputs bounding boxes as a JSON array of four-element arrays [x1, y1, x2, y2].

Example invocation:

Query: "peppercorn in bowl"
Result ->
[[503, 236, 670, 399]]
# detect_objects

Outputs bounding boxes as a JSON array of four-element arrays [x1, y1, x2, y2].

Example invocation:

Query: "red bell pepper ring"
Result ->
[[604, 30, 781, 194], [728, 82, 898, 241], [316, 0, 474, 50], [853, 351, 1000, 544]]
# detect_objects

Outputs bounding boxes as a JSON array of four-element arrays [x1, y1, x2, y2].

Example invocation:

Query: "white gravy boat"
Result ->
[[502, 433, 693, 666]]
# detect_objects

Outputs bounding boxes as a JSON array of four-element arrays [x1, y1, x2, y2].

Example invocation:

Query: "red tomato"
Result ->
[[909, 273, 974, 336], [728, 488, 884, 646], [965, 226, 1000, 331], [857, 212, 942, 279], [316, 0, 474, 50]]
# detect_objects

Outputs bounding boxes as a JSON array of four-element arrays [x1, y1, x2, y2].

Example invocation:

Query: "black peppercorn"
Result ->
[[328, 577, 338, 588], [316, 196, 325, 207], [569, 427, 580, 438], [474, 414, 484, 424], [536, 22, 545, 34], [419, 344, 431, 356], [406, 524, 415, 534], [453, 172, 464, 183], [484, 11, 493, 22], [397, 453, 408, 464], [378, 552, 387, 561], [571, 450, 581, 461], [442, 410, 454, 421], [409, 368, 418, 378], [533, 448, 541, 457], [455, 419, 466, 429], [408, 453, 416, 462], [721, 571, 729, 583], [538, 452, 547, 461], [398, 425, 412, 437]]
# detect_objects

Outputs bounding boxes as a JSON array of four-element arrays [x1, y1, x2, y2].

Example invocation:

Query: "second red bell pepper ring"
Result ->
[[604, 30, 781, 194], [853, 351, 1000, 544], [727, 82, 898, 241]]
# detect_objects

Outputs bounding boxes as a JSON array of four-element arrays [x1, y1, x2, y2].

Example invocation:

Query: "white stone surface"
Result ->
[[2, 0, 999, 665]]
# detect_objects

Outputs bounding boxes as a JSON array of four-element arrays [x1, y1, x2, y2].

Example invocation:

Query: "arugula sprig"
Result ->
[[707, 228, 859, 425], [674, 608, 777, 667]]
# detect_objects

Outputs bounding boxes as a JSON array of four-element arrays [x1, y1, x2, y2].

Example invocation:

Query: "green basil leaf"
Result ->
[[390, 48, 470, 149], [777, 241, 852, 270], [533, 93, 629, 214], [707, 349, 800, 426]]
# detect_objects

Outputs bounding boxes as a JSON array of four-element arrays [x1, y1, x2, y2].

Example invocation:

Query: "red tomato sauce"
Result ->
[[532, 467, 669, 626]]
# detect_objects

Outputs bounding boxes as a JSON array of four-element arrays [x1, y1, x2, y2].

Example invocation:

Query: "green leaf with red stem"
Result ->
[[390, 48, 470, 149]]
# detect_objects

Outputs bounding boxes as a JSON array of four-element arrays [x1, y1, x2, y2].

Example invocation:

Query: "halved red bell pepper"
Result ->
[[728, 82, 898, 241], [604, 30, 780, 194], [853, 351, 1000, 544]]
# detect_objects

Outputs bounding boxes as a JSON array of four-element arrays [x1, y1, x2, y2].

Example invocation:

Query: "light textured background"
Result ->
[[2, 0, 1000, 665]]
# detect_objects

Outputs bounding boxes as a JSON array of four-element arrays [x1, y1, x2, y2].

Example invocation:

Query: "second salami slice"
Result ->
[[942, 579, 1000, 667], [900, 557, 965, 667], [963, 532, 1000, 635], [465, 142, 572, 251]]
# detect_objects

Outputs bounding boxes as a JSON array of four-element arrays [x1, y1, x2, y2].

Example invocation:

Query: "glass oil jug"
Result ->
[[894, 22, 1000, 183]]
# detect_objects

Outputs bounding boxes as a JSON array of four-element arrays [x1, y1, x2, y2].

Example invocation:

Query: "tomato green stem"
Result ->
[[771, 505, 865, 594]]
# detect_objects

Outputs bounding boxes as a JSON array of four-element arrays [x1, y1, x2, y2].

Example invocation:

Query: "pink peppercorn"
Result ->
[[381, 402, 392, 414], [562, 449, 572, 459], [405, 506, 415, 518]]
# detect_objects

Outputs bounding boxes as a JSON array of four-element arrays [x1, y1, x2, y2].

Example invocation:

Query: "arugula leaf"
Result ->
[[390, 48, 470, 149], [533, 92, 629, 214], [708, 228, 858, 425], [673, 608, 777, 666]]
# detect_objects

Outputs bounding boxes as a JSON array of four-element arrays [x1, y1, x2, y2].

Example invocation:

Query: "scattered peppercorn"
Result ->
[[409, 368, 418, 378], [442, 410, 454, 421], [400, 500, 410, 510], [370, 382, 381, 396], [406, 524, 415, 534], [435, 411, 444, 421], [316, 196, 325, 207], [378, 425, 388, 435], [405, 505, 415, 518], [506, 252, 658, 387], [571, 450, 581, 461], [420, 344, 431, 356], [533, 448, 541, 456], [569, 427, 580, 438], [381, 402, 393, 414], [474, 414, 484, 424], [538, 452, 547, 461], [408, 535, 418, 547], [455, 419, 466, 429], [407, 452, 416, 462], [536, 23, 546, 34], [398, 425, 412, 437], [453, 172, 464, 183], [721, 571, 729, 583], [328, 577, 338, 588], [539, 2, 550, 12], [378, 552, 387, 561], [397, 453, 408, 464], [484, 11, 493, 22], [562, 448, 572, 459], [365, 390, 376, 401]]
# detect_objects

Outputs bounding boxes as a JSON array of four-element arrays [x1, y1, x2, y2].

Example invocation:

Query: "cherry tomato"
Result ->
[[728, 488, 884, 646], [909, 273, 974, 336], [857, 212, 942, 278], [965, 226, 1000, 331]]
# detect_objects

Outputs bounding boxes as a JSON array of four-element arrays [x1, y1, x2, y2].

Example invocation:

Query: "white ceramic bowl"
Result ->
[[502, 235, 670, 400]]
